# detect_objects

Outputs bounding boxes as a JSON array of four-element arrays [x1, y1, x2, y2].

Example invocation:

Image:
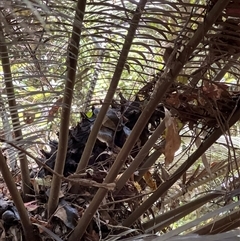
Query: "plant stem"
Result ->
[[0, 23, 31, 200], [0, 151, 35, 241], [47, 0, 86, 217]]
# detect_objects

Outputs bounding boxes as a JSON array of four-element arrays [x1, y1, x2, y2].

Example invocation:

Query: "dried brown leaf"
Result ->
[[164, 118, 181, 166], [143, 171, 157, 190]]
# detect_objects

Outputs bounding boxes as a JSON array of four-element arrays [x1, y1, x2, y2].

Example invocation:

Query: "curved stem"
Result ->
[[0, 151, 35, 241], [0, 23, 31, 200]]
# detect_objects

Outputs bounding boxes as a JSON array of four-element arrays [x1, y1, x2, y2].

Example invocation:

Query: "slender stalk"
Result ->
[[0, 151, 35, 241], [0, 23, 31, 200], [115, 118, 166, 192], [123, 107, 240, 227], [47, 0, 86, 217]]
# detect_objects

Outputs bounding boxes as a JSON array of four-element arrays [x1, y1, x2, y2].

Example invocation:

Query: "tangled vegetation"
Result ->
[[0, 0, 240, 240]]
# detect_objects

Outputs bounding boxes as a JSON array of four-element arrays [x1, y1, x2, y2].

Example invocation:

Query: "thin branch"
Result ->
[[47, 0, 87, 217], [0, 21, 31, 200], [0, 151, 35, 241]]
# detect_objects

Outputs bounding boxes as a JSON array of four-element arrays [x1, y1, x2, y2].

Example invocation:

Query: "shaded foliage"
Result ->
[[1, 0, 240, 240]]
